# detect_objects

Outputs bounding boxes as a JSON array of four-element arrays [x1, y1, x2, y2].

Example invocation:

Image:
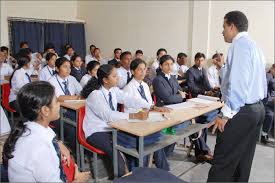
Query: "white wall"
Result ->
[[77, 1, 193, 63], [208, 1, 274, 66], [0, 0, 82, 47], [77, 0, 274, 66]]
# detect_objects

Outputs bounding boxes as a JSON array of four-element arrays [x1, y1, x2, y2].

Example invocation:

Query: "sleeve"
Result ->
[[222, 42, 252, 116], [8, 65, 13, 75], [116, 87, 151, 109], [14, 72, 27, 91], [203, 69, 212, 90], [208, 67, 216, 88], [186, 69, 205, 94], [117, 70, 126, 89], [72, 77, 83, 95], [88, 91, 129, 122], [38, 70, 45, 81], [152, 78, 182, 104]]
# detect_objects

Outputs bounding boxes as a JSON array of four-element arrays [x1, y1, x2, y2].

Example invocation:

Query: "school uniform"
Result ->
[[70, 67, 86, 82], [151, 59, 159, 73], [80, 74, 92, 87], [208, 65, 221, 88], [0, 63, 13, 80], [85, 54, 95, 65], [83, 86, 151, 177], [117, 67, 132, 89], [48, 74, 82, 152], [63, 54, 71, 61], [8, 121, 64, 182], [123, 79, 169, 170], [39, 65, 56, 81], [9, 68, 32, 111]]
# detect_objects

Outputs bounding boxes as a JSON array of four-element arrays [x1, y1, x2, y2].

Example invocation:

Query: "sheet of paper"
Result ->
[[165, 102, 196, 110], [197, 94, 220, 102], [188, 98, 214, 104], [128, 112, 167, 123]]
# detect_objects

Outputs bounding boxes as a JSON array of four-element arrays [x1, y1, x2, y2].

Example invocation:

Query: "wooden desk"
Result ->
[[60, 100, 85, 167], [110, 101, 223, 177]]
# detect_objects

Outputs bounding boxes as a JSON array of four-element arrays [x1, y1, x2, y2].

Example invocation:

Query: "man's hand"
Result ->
[[211, 117, 229, 134]]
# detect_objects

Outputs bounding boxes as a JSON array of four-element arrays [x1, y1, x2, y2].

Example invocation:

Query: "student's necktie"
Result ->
[[52, 70, 55, 76], [139, 84, 148, 102], [25, 73, 32, 83], [127, 72, 131, 84], [108, 92, 115, 111], [52, 137, 67, 183], [62, 81, 71, 95]]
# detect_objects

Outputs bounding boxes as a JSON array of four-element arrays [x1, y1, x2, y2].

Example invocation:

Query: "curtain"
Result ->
[[10, 21, 44, 54], [67, 23, 86, 58]]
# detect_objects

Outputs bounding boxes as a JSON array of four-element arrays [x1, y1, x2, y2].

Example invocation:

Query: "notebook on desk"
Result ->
[[127, 112, 168, 123]]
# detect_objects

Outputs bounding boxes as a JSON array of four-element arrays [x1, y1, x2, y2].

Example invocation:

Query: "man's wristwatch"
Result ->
[[217, 112, 230, 120]]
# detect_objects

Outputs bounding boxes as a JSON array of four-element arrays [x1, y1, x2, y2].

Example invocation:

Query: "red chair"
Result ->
[[77, 106, 106, 182], [1, 83, 16, 126]]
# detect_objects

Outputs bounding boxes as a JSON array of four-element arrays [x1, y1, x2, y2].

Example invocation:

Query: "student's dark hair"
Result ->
[[86, 61, 100, 72], [20, 41, 28, 48], [0, 46, 9, 52], [80, 64, 114, 98], [194, 52, 206, 60], [45, 52, 57, 62], [212, 53, 223, 59], [2, 81, 55, 167], [114, 48, 122, 53], [56, 57, 70, 69], [90, 44, 96, 50], [156, 48, 167, 56], [135, 50, 143, 55], [224, 11, 248, 32], [93, 47, 100, 53], [66, 46, 73, 52], [71, 54, 81, 62], [44, 43, 55, 51], [130, 58, 147, 71], [177, 52, 187, 59], [10, 56, 31, 87], [159, 55, 175, 65], [120, 51, 131, 60]]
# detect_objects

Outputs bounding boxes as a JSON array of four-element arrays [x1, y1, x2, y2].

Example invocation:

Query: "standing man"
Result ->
[[208, 11, 266, 182]]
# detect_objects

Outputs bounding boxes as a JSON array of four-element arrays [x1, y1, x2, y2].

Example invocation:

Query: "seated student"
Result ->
[[19, 41, 29, 49], [3, 81, 90, 182], [16, 48, 40, 76], [9, 56, 32, 113], [0, 51, 13, 80], [186, 52, 218, 98], [48, 57, 83, 152], [83, 64, 169, 178], [208, 53, 223, 89], [151, 48, 167, 75], [39, 53, 57, 81], [63, 46, 74, 61], [261, 64, 275, 144], [1, 46, 17, 69], [43, 43, 58, 58], [117, 51, 132, 89], [85, 44, 96, 65], [108, 48, 122, 68], [175, 53, 189, 78], [80, 61, 100, 87], [135, 50, 143, 59], [61, 43, 72, 57], [92, 48, 107, 64], [123, 58, 171, 170], [70, 54, 86, 82]]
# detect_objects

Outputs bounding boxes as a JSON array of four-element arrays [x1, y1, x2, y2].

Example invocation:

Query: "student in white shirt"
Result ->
[[123, 58, 171, 170], [92, 48, 107, 65], [70, 54, 86, 82], [135, 50, 143, 60], [63, 46, 74, 61], [9, 56, 32, 112], [83, 64, 170, 178], [48, 57, 82, 152], [151, 48, 167, 75], [176, 53, 189, 77], [0, 51, 13, 80], [85, 44, 96, 65], [0, 46, 16, 69], [48, 57, 82, 101], [39, 52, 57, 81], [3, 81, 90, 182], [207, 53, 223, 89], [80, 60, 100, 87], [117, 51, 132, 89]]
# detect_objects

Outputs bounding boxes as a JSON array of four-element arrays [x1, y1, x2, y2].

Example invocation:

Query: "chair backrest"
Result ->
[[77, 106, 106, 155], [1, 83, 16, 112]]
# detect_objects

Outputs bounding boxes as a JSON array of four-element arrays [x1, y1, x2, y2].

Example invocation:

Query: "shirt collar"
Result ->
[[47, 65, 55, 71], [25, 121, 56, 144], [162, 72, 171, 80], [101, 86, 113, 96], [232, 31, 248, 43], [57, 74, 68, 83], [132, 78, 143, 88]]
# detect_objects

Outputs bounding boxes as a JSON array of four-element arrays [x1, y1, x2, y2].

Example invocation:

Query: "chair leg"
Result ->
[[80, 146, 85, 171], [92, 152, 98, 183]]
